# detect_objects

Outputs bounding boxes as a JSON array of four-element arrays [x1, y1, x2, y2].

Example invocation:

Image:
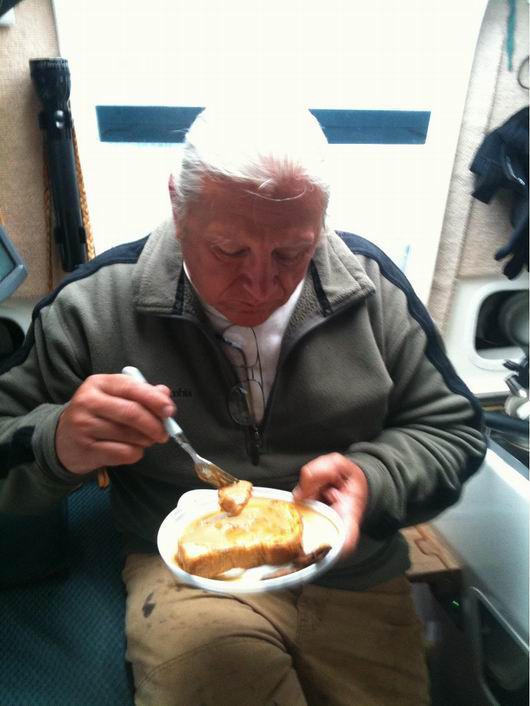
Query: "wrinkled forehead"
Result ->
[[187, 175, 326, 231]]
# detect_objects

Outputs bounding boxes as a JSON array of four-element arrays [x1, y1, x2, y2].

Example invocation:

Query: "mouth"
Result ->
[[240, 303, 271, 311], [224, 306, 274, 326], [235, 306, 270, 317], [233, 297, 284, 309], [218, 296, 286, 324]]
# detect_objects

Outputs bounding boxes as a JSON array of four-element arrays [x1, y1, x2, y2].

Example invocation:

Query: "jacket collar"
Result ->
[[310, 227, 375, 313], [133, 218, 375, 321]]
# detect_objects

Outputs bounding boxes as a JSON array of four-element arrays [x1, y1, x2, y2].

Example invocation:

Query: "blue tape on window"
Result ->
[[96, 106, 203, 144], [96, 106, 430, 145], [310, 109, 430, 144]]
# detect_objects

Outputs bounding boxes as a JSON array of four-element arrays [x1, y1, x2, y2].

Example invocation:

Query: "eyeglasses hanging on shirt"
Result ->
[[218, 325, 265, 464]]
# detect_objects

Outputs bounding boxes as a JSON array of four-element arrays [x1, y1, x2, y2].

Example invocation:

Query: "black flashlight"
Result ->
[[30, 58, 87, 272]]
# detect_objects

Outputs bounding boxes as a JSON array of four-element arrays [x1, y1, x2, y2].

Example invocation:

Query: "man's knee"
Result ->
[[126, 579, 303, 706], [135, 634, 302, 706]]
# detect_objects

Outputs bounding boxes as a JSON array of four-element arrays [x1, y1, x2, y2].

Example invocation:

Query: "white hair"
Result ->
[[170, 105, 330, 226]]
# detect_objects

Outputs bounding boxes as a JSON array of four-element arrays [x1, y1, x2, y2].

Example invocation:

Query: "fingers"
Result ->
[[103, 375, 176, 419], [326, 486, 362, 556], [84, 417, 164, 448], [80, 440, 147, 467], [293, 452, 349, 501], [292, 453, 370, 557], [75, 374, 175, 443], [155, 384, 173, 397], [55, 373, 178, 475]]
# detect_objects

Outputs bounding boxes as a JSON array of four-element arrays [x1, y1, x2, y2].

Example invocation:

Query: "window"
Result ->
[[52, 0, 488, 302]]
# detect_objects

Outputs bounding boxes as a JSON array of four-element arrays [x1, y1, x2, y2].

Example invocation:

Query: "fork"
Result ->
[[121, 366, 238, 489]]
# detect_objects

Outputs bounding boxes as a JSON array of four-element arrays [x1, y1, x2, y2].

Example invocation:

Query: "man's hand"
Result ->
[[292, 453, 369, 557], [56, 374, 176, 475]]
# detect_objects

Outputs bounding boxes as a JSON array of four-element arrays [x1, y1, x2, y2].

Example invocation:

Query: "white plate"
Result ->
[[157, 487, 346, 594]]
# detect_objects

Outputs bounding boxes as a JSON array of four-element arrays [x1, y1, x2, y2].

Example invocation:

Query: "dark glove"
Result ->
[[494, 201, 529, 279], [471, 107, 529, 279]]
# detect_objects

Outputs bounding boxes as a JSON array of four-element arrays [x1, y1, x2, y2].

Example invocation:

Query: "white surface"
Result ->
[[443, 274, 529, 397], [0, 8, 16, 27], [52, 0, 489, 304], [157, 487, 345, 594], [433, 447, 529, 644]]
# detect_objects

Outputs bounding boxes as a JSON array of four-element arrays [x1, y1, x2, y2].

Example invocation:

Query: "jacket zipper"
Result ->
[[249, 425, 261, 465]]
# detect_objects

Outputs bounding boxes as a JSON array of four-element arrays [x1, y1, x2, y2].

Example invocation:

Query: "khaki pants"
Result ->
[[123, 554, 430, 706]]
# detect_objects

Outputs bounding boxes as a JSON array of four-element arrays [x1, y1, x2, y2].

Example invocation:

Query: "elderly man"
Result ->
[[0, 106, 486, 706]]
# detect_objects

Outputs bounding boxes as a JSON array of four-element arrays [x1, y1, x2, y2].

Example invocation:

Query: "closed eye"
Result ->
[[274, 248, 308, 264], [212, 245, 248, 258]]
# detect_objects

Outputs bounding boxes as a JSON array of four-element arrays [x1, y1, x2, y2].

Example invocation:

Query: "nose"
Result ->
[[241, 253, 280, 303]]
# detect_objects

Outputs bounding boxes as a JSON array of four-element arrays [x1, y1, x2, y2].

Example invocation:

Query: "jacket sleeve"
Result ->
[[346, 258, 487, 540], [0, 293, 89, 515]]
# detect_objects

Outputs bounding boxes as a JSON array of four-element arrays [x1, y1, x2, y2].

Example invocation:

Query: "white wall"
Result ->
[[52, 0, 489, 303]]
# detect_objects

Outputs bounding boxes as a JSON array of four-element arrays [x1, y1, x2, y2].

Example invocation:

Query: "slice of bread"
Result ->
[[176, 498, 304, 579]]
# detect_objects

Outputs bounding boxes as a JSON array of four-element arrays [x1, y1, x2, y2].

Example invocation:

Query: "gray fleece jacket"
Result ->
[[0, 222, 487, 589]]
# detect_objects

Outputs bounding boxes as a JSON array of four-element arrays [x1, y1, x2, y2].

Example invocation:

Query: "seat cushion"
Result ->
[[0, 503, 69, 586], [0, 481, 134, 706]]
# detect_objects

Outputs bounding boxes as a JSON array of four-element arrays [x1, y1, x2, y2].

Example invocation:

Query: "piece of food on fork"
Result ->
[[218, 480, 253, 516]]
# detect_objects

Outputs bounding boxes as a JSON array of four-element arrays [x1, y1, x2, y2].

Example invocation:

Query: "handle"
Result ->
[[505, 374, 527, 399], [121, 366, 185, 438], [484, 410, 529, 435], [515, 400, 530, 421], [121, 365, 148, 384]]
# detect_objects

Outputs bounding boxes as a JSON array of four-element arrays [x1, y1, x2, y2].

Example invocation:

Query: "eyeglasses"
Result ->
[[218, 326, 265, 462], [219, 325, 265, 425]]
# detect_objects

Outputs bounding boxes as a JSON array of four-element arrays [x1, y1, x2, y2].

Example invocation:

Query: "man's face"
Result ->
[[177, 177, 325, 327]]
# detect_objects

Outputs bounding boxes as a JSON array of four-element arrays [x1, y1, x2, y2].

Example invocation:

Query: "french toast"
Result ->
[[176, 498, 304, 579], [218, 480, 253, 516]]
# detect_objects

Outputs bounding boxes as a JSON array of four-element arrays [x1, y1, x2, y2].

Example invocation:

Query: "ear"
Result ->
[[168, 174, 181, 234]]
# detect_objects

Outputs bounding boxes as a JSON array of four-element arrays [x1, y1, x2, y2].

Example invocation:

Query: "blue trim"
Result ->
[[311, 109, 430, 144], [336, 231, 484, 430], [32, 236, 148, 317], [0, 237, 149, 378], [506, 0, 516, 71], [96, 106, 431, 145], [96, 106, 203, 144], [338, 230, 486, 537]]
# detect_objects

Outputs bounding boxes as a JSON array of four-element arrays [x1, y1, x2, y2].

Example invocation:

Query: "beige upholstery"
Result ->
[[0, 0, 63, 298], [428, 0, 529, 331]]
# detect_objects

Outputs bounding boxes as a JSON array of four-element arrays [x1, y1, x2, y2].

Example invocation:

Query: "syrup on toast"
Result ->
[[176, 498, 303, 578]]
